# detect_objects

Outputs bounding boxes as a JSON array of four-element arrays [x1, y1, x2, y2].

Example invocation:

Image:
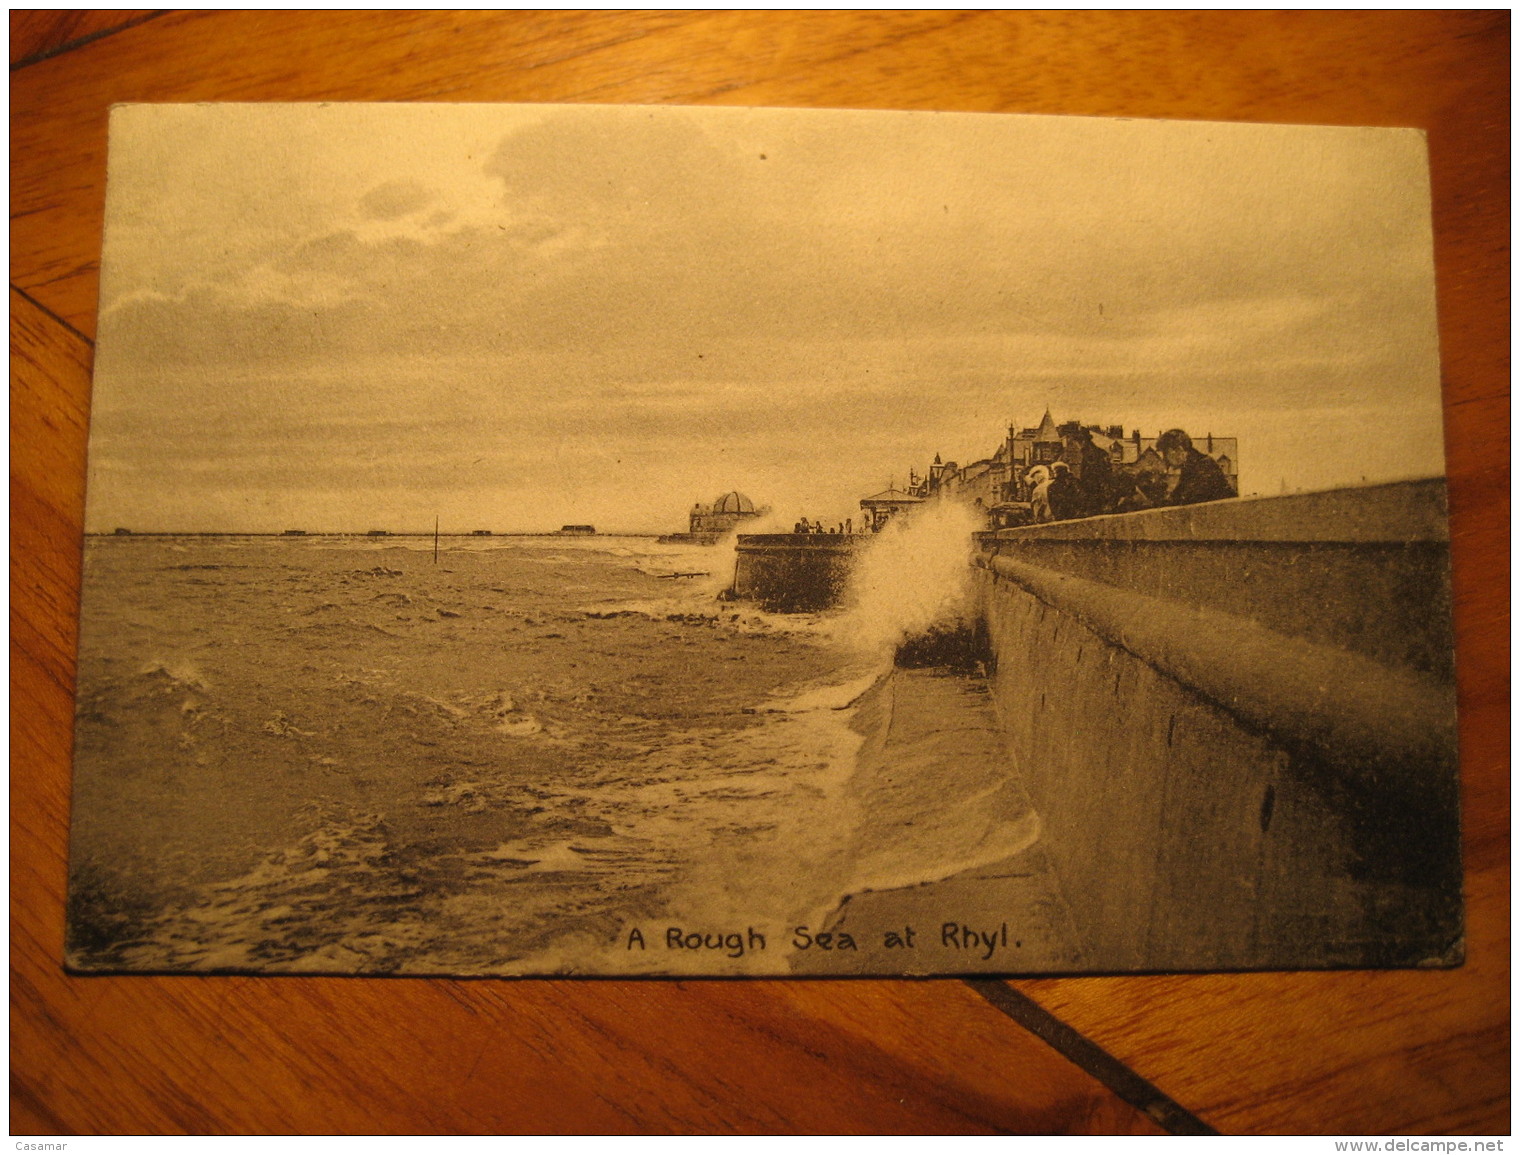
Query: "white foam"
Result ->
[[828, 499, 983, 656], [763, 670, 885, 714]]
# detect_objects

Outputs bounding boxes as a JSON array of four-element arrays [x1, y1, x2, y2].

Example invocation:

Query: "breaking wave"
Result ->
[[831, 499, 983, 656]]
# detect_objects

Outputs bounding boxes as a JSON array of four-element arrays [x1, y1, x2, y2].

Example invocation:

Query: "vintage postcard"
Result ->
[[67, 103, 1460, 975]]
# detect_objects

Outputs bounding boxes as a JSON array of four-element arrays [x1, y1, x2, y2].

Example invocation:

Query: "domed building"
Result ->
[[690, 491, 762, 535], [658, 490, 767, 544]]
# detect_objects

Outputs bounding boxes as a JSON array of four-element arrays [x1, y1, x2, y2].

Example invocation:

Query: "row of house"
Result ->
[[859, 411, 1238, 530], [665, 412, 1238, 538]]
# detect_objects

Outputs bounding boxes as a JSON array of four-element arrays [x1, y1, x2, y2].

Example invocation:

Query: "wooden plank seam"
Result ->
[[9, 11, 170, 74], [9, 283, 95, 347], [963, 979, 1218, 1135]]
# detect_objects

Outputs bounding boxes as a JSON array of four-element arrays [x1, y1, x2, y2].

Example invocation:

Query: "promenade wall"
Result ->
[[732, 534, 868, 612], [974, 479, 1461, 970]]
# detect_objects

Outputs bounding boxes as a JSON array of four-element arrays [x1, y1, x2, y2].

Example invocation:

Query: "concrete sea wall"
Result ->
[[974, 479, 1461, 969], [732, 534, 868, 612]]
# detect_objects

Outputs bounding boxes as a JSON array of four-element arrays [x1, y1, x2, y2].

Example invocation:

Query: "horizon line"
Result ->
[[83, 529, 669, 538]]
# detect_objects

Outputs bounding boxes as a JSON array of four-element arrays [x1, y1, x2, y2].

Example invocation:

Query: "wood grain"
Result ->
[[10, 9, 1509, 1135], [8, 10, 163, 68]]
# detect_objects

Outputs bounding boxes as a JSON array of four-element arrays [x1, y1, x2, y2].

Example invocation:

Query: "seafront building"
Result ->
[[857, 485, 924, 532], [659, 490, 768, 544], [871, 410, 1238, 529]]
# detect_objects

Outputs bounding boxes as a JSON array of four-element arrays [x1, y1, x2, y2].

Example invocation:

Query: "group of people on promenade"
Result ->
[[1025, 428, 1236, 524], [792, 517, 859, 535]]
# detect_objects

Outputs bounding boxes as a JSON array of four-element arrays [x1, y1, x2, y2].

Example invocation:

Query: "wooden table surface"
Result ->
[[10, 10, 1509, 1136]]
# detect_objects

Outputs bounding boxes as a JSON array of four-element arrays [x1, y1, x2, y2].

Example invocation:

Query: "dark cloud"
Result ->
[[358, 180, 436, 221]]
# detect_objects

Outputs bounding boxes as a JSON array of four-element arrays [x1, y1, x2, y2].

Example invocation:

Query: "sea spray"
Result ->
[[831, 499, 984, 658], [730, 508, 798, 537]]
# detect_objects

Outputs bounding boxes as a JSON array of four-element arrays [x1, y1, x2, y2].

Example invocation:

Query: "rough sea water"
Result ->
[[68, 509, 1076, 976]]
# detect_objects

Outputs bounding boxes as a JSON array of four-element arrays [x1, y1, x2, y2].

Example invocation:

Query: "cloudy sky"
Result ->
[[87, 103, 1445, 533]]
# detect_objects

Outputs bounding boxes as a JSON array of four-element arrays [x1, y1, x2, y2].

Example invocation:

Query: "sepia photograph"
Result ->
[[67, 101, 1460, 977]]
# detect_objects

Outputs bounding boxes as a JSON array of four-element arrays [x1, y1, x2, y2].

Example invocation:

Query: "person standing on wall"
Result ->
[[1068, 426, 1115, 516], [1025, 465, 1053, 523], [1047, 461, 1083, 521], [1156, 428, 1236, 505]]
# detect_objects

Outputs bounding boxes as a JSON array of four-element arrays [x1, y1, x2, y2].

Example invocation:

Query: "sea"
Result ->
[[66, 510, 1067, 976]]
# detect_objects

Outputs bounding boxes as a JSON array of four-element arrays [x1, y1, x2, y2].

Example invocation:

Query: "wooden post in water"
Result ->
[[433, 516, 439, 564]]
